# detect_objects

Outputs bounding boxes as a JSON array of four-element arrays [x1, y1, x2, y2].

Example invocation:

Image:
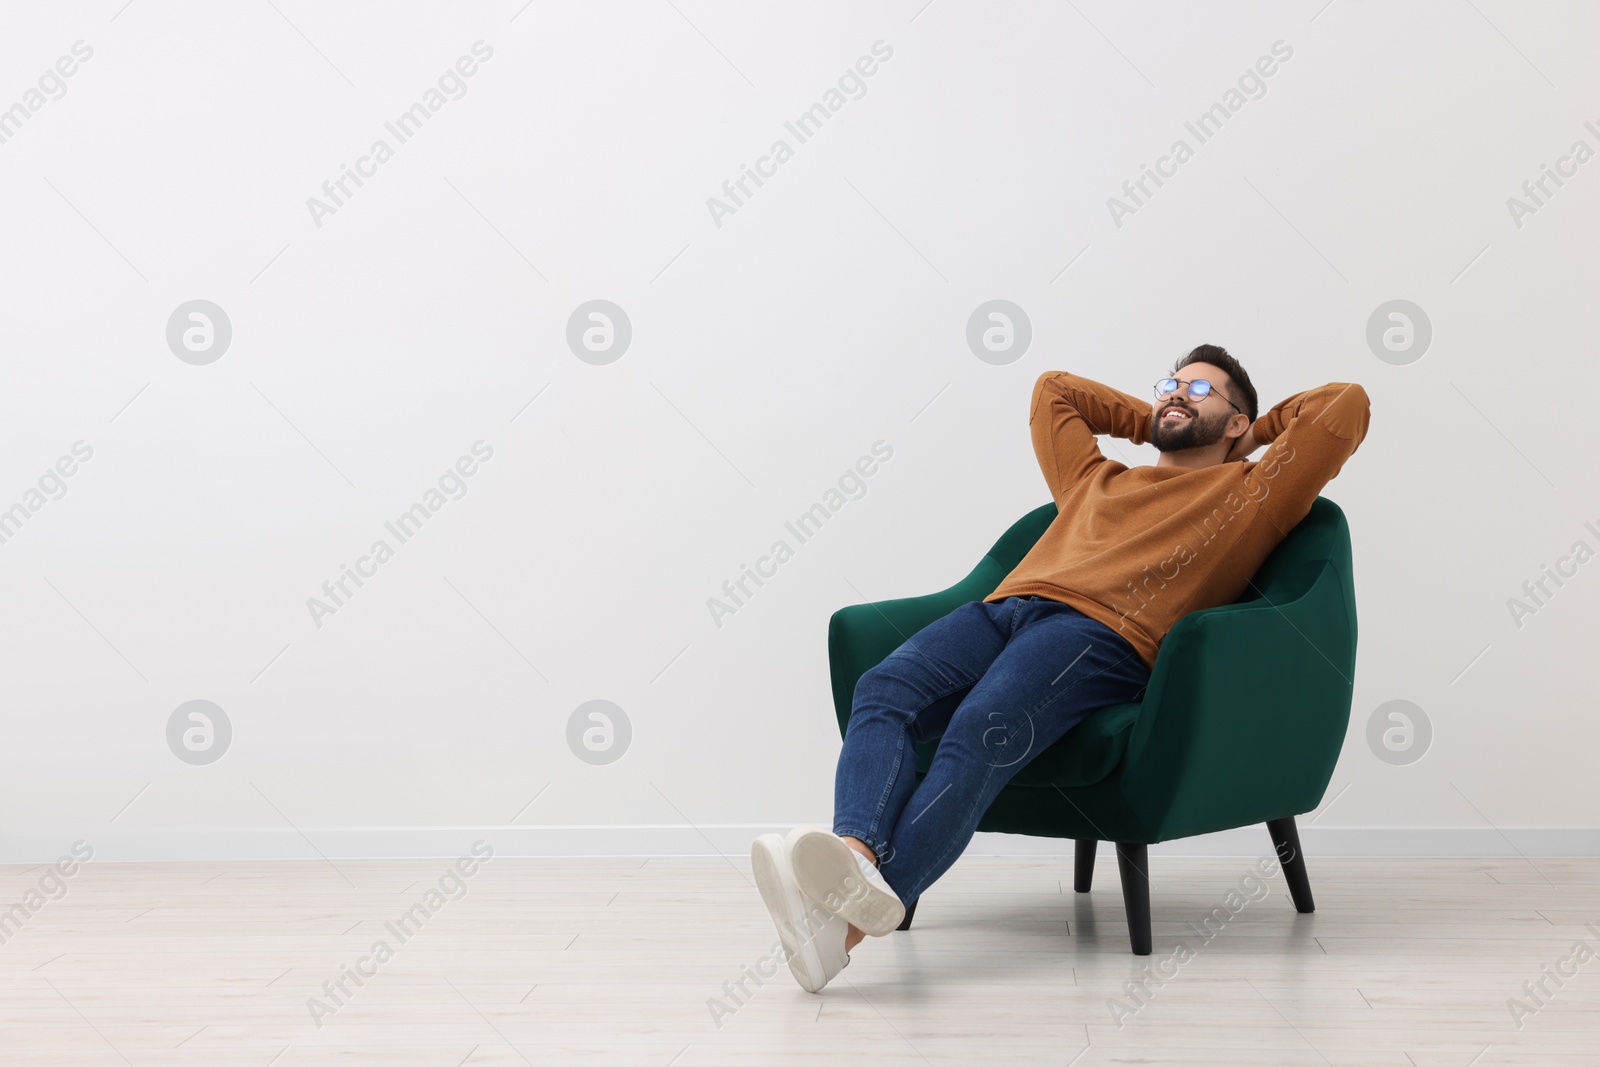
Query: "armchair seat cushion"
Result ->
[[912, 700, 1144, 789]]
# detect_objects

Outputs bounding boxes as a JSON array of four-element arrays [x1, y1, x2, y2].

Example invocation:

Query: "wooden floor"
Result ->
[[1, 852, 1596, 1065]]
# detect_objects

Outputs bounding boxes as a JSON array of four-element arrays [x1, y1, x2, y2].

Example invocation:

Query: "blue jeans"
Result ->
[[832, 594, 1151, 908]]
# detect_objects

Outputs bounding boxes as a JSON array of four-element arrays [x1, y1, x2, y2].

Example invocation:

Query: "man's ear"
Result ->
[[1224, 415, 1252, 461]]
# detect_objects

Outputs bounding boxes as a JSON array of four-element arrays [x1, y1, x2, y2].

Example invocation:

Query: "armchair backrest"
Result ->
[[983, 496, 1354, 626]]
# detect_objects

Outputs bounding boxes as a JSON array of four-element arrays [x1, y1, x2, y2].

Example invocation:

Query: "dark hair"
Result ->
[[1172, 344, 1257, 423]]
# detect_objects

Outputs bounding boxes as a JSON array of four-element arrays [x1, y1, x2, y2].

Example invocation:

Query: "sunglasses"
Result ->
[[1154, 377, 1243, 415]]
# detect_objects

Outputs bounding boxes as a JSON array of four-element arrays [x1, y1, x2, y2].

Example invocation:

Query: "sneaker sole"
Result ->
[[750, 834, 834, 993], [788, 828, 904, 937]]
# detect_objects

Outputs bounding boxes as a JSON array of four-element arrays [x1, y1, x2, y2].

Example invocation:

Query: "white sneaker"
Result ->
[[750, 831, 850, 993], [787, 825, 905, 937]]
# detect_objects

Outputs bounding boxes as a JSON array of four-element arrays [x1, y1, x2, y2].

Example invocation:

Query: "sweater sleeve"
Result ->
[[1029, 371, 1153, 501], [1245, 382, 1371, 530]]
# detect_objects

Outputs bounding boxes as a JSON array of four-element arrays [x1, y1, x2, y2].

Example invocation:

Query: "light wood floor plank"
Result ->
[[1, 855, 1596, 1065]]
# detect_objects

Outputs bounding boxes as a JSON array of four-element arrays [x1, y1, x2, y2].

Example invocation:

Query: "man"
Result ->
[[752, 344, 1371, 992]]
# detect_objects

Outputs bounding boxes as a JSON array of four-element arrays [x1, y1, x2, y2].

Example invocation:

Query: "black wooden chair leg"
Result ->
[[1267, 816, 1315, 913], [1115, 842, 1152, 955], [896, 897, 918, 931], [1074, 839, 1097, 893]]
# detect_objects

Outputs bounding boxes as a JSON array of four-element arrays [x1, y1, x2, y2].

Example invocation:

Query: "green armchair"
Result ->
[[826, 496, 1357, 954]]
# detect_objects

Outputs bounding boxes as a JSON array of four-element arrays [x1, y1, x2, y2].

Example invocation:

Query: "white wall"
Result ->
[[1, 1, 1594, 860]]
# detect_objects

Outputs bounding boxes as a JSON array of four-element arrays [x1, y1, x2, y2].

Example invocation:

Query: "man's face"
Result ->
[[1149, 363, 1238, 453]]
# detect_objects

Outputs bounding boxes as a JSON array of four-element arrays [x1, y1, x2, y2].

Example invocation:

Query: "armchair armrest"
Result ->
[[1115, 558, 1358, 840], [826, 556, 1012, 738], [826, 502, 1059, 738]]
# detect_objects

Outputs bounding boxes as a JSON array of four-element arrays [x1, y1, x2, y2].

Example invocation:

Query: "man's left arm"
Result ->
[[1237, 382, 1372, 530]]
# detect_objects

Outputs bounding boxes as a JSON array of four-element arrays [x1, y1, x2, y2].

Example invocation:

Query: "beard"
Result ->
[[1149, 408, 1230, 453]]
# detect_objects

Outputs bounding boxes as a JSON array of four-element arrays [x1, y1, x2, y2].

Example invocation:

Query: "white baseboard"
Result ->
[[2, 824, 1597, 863]]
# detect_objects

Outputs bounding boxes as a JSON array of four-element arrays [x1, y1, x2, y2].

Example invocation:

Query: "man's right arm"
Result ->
[[1029, 371, 1153, 501]]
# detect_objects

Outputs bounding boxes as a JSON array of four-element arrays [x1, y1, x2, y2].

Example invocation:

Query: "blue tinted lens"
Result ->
[[1191, 380, 1212, 397], [1157, 379, 1178, 395]]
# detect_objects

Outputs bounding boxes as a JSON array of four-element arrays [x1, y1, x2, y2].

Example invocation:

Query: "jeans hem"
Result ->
[[829, 827, 886, 859]]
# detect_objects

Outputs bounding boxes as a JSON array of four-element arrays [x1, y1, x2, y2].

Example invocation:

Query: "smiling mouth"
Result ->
[[1161, 407, 1193, 422]]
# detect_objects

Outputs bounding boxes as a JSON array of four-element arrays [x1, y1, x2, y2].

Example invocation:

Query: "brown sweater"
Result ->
[[984, 371, 1371, 670]]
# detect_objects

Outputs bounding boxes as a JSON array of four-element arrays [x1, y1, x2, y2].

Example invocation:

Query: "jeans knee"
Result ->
[[846, 689, 914, 734], [851, 660, 937, 727]]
